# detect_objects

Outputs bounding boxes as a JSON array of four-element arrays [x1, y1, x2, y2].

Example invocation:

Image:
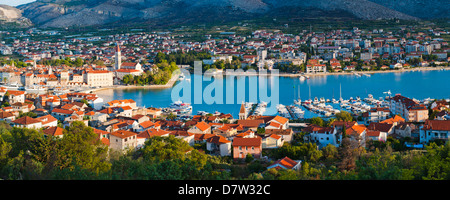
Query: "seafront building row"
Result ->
[[1, 24, 448, 81], [0, 44, 143, 90]]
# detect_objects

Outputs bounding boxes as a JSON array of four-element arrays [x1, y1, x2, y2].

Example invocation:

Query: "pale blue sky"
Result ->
[[0, 0, 35, 7]]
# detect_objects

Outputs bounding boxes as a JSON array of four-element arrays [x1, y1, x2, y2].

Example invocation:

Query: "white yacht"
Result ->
[[171, 100, 192, 114], [276, 104, 290, 118], [313, 97, 319, 104], [292, 106, 305, 118], [332, 98, 339, 104], [197, 111, 208, 115], [319, 97, 325, 103]]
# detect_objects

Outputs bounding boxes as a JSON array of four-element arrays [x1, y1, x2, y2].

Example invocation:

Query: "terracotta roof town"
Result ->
[[0, 24, 447, 165]]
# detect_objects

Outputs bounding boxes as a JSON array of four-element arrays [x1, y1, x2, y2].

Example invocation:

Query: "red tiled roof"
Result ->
[[12, 116, 41, 125], [115, 69, 141, 73], [0, 111, 14, 118], [269, 157, 299, 169], [368, 122, 393, 133], [347, 124, 367, 136], [139, 121, 155, 129], [93, 128, 109, 136], [237, 119, 264, 128], [422, 120, 450, 131], [303, 124, 334, 133], [42, 126, 64, 136], [366, 130, 381, 137], [381, 115, 405, 124], [195, 121, 211, 132], [121, 62, 137, 67], [269, 134, 282, 140], [267, 121, 282, 128], [232, 137, 262, 147], [52, 108, 74, 115], [7, 90, 25, 96], [101, 137, 110, 146], [110, 130, 137, 139], [194, 133, 215, 141], [37, 115, 58, 125], [272, 115, 289, 125], [137, 128, 170, 138], [206, 135, 231, 144]]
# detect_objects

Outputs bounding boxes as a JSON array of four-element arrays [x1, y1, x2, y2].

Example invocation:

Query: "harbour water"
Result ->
[[95, 69, 450, 118]]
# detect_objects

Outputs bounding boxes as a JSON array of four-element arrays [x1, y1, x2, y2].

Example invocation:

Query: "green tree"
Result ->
[[322, 144, 338, 161], [139, 135, 193, 162], [335, 111, 353, 122], [122, 74, 134, 85], [310, 117, 324, 127], [55, 121, 111, 175], [245, 153, 254, 163], [18, 111, 37, 118]]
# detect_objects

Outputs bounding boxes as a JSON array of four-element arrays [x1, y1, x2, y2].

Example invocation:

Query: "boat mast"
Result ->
[[309, 85, 311, 100]]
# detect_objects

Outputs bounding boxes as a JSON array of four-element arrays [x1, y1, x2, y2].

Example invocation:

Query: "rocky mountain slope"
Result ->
[[10, 0, 448, 28], [0, 4, 32, 26], [369, 0, 449, 19]]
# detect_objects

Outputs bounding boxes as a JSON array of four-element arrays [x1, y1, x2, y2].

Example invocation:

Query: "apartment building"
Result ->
[[390, 94, 429, 122], [306, 64, 327, 74], [362, 107, 391, 125]]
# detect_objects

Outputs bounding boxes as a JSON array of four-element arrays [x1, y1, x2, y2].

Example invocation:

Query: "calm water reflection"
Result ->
[[95, 70, 450, 118]]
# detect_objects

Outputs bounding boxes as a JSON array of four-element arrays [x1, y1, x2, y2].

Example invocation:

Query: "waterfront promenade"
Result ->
[[84, 71, 181, 93], [223, 66, 449, 77]]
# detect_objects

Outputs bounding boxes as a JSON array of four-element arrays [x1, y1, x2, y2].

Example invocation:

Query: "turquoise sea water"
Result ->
[[95, 70, 450, 118]]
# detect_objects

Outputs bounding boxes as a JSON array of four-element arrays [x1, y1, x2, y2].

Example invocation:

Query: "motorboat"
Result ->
[[171, 100, 192, 113], [179, 73, 185, 80], [332, 98, 339, 104], [197, 111, 208, 115], [276, 104, 290, 118], [292, 106, 305, 118], [313, 97, 319, 104]]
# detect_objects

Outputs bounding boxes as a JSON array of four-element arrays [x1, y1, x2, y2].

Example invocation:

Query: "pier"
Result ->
[[286, 106, 296, 119]]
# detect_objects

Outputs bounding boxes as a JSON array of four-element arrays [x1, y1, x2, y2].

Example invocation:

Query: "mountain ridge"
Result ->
[[7, 0, 449, 28]]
